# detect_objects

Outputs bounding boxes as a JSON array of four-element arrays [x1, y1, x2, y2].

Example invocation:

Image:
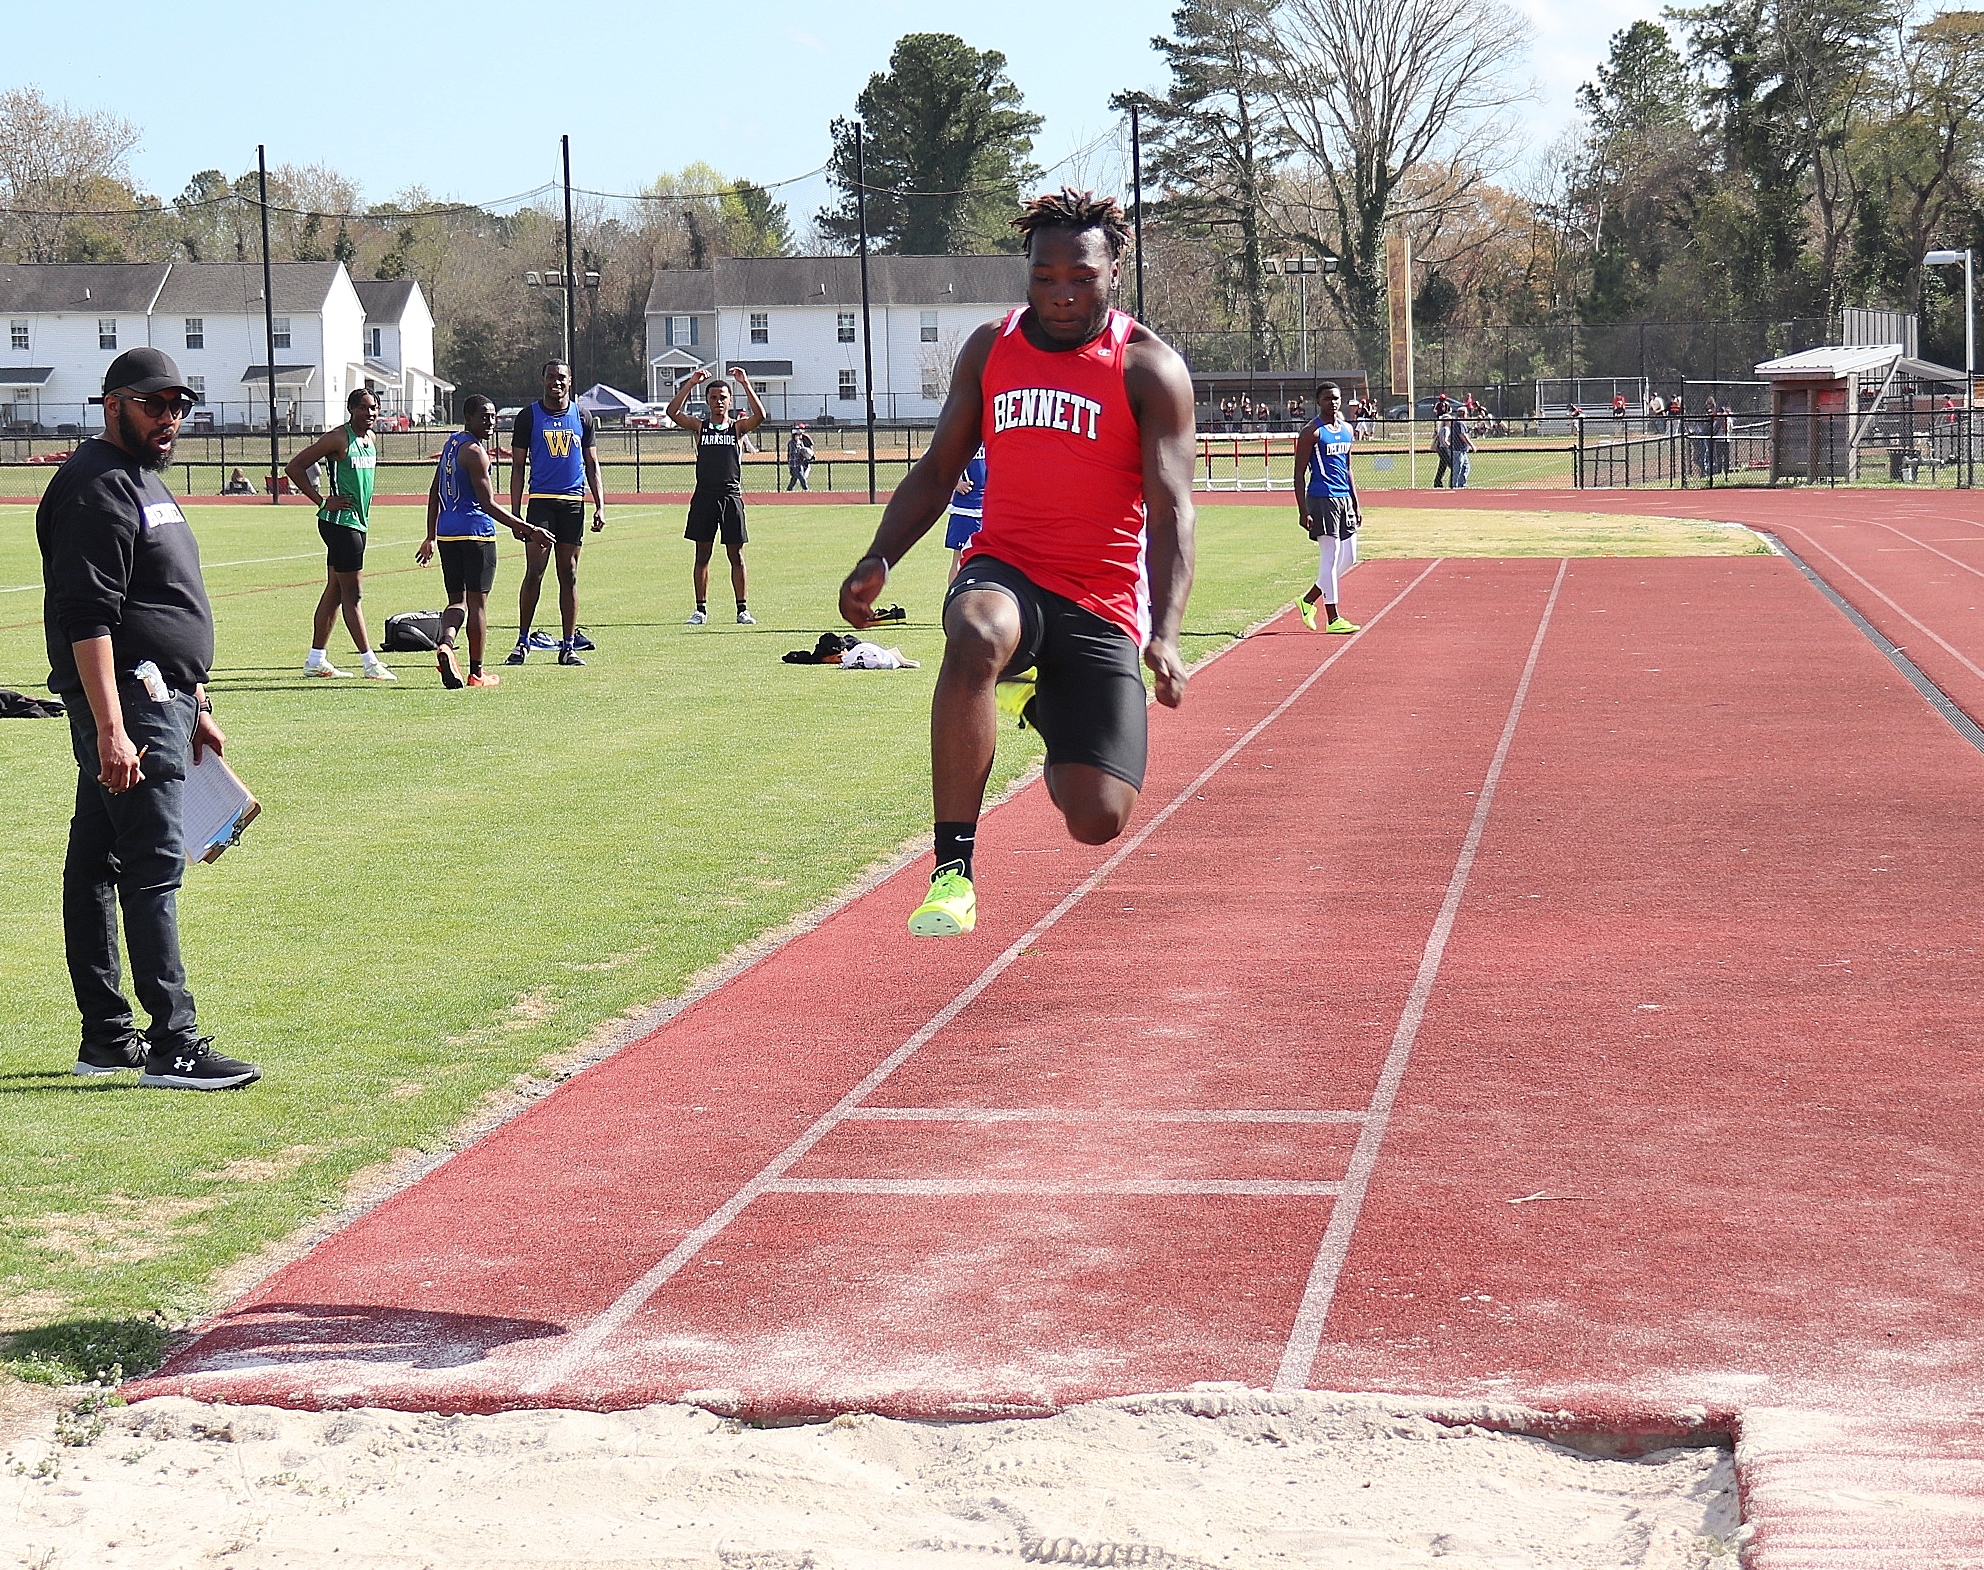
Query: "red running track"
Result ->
[[133, 551, 1984, 1565]]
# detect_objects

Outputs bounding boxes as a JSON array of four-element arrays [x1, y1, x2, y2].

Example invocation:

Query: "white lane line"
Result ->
[[769, 1178, 1342, 1197], [1869, 518, 1984, 582], [846, 1107, 1366, 1124], [1274, 557, 1569, 1393], [1773, 523, 1984, 686], [519, 559, 1448, 1395]]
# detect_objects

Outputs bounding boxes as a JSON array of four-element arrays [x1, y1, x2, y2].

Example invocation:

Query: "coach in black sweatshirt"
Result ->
[[38, 347, 261, 1091]]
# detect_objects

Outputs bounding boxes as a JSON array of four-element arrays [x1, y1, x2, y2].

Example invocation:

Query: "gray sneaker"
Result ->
[[74, 1034, 147, 1076], [139, 1037, 262, 1091]]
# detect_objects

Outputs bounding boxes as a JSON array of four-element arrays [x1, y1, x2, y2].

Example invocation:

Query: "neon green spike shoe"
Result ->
[[1325, 616, 1360, 634], [995, 668, 1038, 731], [908, 862, 977, 937], [1299, 599, 1318, 631]]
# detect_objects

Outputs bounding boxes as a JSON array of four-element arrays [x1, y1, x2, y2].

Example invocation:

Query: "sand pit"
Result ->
[[1, 1387, 1738, 1567]]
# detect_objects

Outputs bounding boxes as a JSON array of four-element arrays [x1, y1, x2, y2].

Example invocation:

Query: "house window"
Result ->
[[9, 320, 26, 351], [666, 314, 699, 348], [185, 376, 205, 404], [837, 311, 856, 343], [98, 319, 117, 350], [271, 317, 291, 350], [920, 310, 939, 343], [367, 326, 382, 358], [183, 318, 203, 350], [749, 312, 769, 345], [838, 368, 859, 401], [922, 375, 942, 399]]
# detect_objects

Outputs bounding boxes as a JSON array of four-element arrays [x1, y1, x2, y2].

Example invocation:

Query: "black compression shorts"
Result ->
[[527, 496, 587, 547], [685, 492, 748, 546], [946, 553, 1148, 791], [320, 520, 366, 572], [438, 538, 497, 598]]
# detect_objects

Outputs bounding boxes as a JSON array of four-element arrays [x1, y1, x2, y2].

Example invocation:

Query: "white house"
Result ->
[[0, 261, 449, 433], [644, 255, 1028, 421]]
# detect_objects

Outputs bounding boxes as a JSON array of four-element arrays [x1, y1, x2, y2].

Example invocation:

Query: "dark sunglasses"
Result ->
[[115, 392, 195, 420]]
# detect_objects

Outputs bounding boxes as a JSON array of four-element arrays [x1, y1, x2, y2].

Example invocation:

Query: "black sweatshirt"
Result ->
[[38, 438, 215, 697]]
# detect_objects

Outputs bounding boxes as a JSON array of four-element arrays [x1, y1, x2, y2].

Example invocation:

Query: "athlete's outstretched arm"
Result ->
[[839, 323, 996, 627], [1128, 333, 1198, 708], [731, 369, 768, 436], [418, 462, 443, 564], [463, 443, 547, 544], [509, 408, 530, 517], [665, 370, 707, 436]]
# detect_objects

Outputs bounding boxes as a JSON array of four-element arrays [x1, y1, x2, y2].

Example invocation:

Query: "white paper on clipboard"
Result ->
[[182, 750, 260, 866]]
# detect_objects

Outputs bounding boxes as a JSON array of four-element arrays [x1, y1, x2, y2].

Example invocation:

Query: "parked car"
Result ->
[[626, 404, 672, 430], [1384, 398, 1448, 421], [374, 411, 412, 433]]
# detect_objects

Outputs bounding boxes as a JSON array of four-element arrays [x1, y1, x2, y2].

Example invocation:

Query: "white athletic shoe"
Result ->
[[304, 658, 348, 678], [736, 610, 756, 625], [361, 657, 397, 681], [686, 609, 708, 625]]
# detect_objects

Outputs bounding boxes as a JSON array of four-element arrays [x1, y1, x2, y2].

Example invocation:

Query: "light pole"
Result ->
[[1262, 254, 1334, 373], [524, 265, 601, 370], [1926, 248, 1975, 394]]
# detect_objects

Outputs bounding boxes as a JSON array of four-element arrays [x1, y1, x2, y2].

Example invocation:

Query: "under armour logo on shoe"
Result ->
[[174, 1056, 196, 1073]]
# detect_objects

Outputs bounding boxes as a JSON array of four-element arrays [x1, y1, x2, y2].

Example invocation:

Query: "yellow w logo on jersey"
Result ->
[[542, 429, 578, 458]]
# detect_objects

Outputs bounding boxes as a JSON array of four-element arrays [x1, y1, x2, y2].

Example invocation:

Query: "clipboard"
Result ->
[[182, 749, 260, 866]]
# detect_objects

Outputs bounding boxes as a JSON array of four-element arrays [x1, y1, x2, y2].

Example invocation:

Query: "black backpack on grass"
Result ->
[[384, 611, 444, 652]]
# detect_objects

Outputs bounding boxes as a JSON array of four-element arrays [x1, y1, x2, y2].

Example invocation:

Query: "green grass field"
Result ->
[[0, 498, 1759, 1378]]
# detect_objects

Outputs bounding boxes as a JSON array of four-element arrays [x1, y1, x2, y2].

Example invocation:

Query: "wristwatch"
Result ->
[[197, 694, 214, 715]]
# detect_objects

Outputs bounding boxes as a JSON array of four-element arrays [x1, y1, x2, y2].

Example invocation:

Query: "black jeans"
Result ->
[[63, 684, 200, 1051]]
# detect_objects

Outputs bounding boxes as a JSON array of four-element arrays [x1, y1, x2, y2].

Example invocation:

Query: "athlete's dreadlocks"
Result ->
[[1013, 188, 1134, 258]]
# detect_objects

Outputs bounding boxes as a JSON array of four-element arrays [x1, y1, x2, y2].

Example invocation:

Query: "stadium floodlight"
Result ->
[[1925, 249, 1974, 394]]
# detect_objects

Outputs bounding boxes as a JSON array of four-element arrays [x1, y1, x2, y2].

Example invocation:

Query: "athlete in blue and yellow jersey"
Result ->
[[1291, 381, 1361, 634], [418, 395, 552, 688], [506, 360, 606, 667]]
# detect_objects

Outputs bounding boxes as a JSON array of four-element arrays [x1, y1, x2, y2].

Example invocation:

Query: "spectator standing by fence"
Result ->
[[1450, 408, 1476, 488], [786, 425, 815, 491]]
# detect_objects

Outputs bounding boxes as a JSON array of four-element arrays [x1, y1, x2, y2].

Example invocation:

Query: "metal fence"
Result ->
[[1575, 409, 1981, 489]]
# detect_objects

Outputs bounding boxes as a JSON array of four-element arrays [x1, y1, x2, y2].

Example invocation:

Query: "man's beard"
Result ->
[[113, 404, 175, 472]]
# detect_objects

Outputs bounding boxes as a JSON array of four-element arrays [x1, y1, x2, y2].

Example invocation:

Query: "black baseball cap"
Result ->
[[101, 347, 196, 399]]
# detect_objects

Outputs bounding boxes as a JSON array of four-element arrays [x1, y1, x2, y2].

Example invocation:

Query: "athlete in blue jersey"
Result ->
[[505, 360, 606, 667], [1291, 382, 1361, 634], [944, 445, 988, 582], [420, 396, 552, 688]]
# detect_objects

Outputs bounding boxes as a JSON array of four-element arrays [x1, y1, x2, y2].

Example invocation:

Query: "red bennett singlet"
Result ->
[[965, 307, 1147, 643]]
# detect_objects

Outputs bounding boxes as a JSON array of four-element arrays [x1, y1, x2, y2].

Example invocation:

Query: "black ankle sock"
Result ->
[[935, 821, 977, 880], [696, 600, 707, 614], [737, 600, 748, 613], [469, 660, 482, 676]]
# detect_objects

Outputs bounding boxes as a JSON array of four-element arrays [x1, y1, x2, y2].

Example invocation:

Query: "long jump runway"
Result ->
[[134, 551, 1984, 1564]]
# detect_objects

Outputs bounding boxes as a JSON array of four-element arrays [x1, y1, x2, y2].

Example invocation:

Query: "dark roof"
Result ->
[[0, 367, 55, 385], [154, 262, 342, 314], [646, 255, 1027, 315], [240, 365, 318, 386], [0, 263, 171, 314], [353, 279, 417, 321], [644, 268, 717, 315]]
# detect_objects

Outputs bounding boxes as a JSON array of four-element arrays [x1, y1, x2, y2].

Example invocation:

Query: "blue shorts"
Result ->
[[944, 509, 984, 551]]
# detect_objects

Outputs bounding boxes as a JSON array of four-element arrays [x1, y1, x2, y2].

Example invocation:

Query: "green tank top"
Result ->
[[319, 423, 376, 530]]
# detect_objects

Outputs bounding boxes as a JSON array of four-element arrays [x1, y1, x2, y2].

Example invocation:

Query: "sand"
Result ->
[[0, 1386, 1739, 1568]]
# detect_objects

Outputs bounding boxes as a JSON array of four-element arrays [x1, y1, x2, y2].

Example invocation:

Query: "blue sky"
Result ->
[[13, 0, 1664, 222]]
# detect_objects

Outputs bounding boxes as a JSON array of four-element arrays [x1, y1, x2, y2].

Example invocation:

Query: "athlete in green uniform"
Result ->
[[287, 387, 394, 679]]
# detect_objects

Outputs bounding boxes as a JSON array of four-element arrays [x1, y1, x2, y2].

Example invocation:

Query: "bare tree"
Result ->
[[1266, 0, 1530, 371], [0, 88, 142, 263]]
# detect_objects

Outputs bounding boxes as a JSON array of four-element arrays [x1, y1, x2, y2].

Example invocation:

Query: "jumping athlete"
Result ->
[[838, 188, 1197, 938], [505, 360, 605, 667], [417, 396, 553, 688], [289, 387, 393, 680], [669, 366, 766, 624], [945, 444, 988, 583], [1292, 382, 1361, 634]]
